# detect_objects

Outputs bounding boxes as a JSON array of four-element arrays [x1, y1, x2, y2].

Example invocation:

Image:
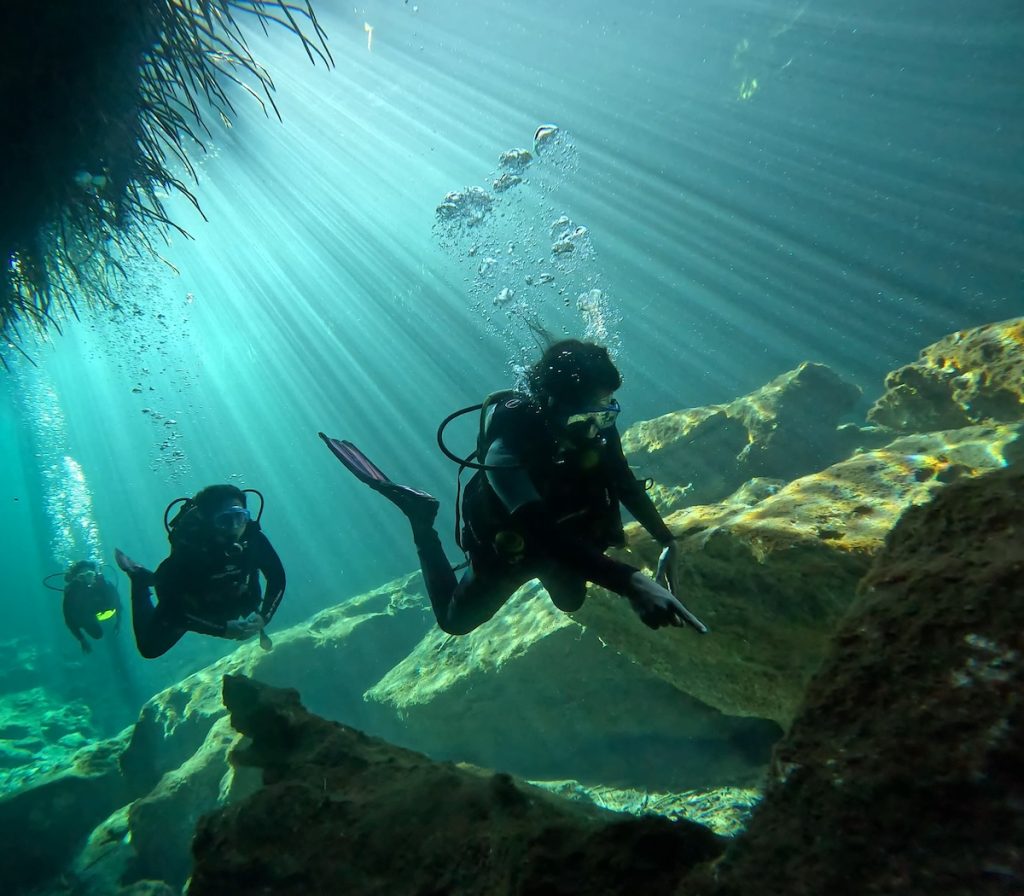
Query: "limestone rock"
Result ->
[[696, 465, 1024, 896], [120, 574, 432, 794], [46, 575, 431, 896], [0, 727, 133, 894], [623, 362, 861, 511], [534, 780, 761, 838], [0, 686, 97, 790], [580, 423, 1020, 727], [126, 716, 254, 890], [0, 638, 43, 695], [366, 581, 780, 793], [66, 805, 134, 895], [868, 317, 1024, 432], [187, 675, 726, 896]]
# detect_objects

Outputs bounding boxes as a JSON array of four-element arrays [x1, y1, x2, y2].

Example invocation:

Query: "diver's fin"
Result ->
[[114, 548, 140, 575], [114, 549, 156, 585], [318, 432, 440, 527], [318, 433, 390, 485]]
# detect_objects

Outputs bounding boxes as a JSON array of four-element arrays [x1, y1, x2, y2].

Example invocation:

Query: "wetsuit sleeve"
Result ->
[[485, 437, 638, 595], [605, 426, 675, 545], [255, 532, 286, 623]]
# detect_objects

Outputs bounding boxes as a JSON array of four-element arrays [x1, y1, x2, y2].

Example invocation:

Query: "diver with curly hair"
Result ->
[[321, 339, 706, 636], [56, 560, 122, 653], [114, 484, 286, 658]]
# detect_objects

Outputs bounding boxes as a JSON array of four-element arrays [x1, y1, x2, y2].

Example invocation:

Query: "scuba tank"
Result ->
[[436, 391, 534, 557]]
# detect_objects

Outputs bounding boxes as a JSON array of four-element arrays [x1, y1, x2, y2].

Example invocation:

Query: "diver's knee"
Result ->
[[136, 641, 169, 660], [435, 615, 477, 636], [549, 589, 587, 613]]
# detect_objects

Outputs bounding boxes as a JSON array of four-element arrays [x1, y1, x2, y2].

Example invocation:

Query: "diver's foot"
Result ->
[[375, 482, 440, 529]]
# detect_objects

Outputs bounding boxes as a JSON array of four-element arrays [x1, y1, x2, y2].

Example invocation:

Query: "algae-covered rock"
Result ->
[[120, 574, 432, 794], [187, 675, 726, 896], [624, 362, 861, 511], [580, 423, 1020, 728], [0, 639, 43, 695], [533, 779, 760, 838], [0, 687, 98, 792], [366, 581, 780, 793], [0, 727, 133, 894], [696, 465, 1024, 896], [66, 804, 134, 894], [126, 715, 255, 890], [868, 317, 1024, 432]]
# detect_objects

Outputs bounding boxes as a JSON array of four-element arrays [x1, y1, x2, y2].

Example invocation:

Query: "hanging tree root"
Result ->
[[0, 0, 332, 367]]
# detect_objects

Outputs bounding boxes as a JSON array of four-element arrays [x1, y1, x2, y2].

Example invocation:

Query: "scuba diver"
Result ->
[[45, 559, 122, 653], [320, 339, 708, 636], [114, 484, 286, 659]]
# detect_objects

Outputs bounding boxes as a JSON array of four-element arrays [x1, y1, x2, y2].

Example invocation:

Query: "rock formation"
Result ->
[[693, 465, 1024, 895], [868, 317, 1024, 432], [6, 319, 1020, 895], [188, 675, 726, 896], [623, 361, 862, 512]]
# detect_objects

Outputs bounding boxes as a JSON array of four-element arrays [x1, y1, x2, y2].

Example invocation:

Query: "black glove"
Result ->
[[624, 572, 709, 633]]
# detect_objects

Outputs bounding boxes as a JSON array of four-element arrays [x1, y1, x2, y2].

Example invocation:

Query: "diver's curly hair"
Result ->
[[65, 559, 98, 582], [193, 484, 247, 519], [526, 339, 621, 409]]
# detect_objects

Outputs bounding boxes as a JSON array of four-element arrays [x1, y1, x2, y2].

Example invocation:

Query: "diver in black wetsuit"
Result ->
[[322, 339, 706, 636], [114, 484, 286, 659], [60, 560, 122, 653]]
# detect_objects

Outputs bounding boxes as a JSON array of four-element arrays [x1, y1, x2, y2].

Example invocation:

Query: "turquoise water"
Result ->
[[0, 0, 1020, 732]]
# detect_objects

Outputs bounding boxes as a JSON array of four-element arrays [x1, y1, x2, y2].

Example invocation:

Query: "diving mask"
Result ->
[[566, 398, 621, 431], [213, 507, 251, 530]]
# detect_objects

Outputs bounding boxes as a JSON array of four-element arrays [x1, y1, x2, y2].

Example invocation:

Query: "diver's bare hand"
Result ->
[[624, 572, 708, 633], [225, 614, 264, 640]]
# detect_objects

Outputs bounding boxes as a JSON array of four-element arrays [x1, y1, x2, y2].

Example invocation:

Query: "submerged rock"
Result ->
[[188, 675, 726, 896], [868, 317, 1024, 432], [695, 465, 1024, 895], [582, 423, 1020, 727], [623, 362, 862, 512], [0, 728, 133, 894], [366, 580, 780, 793]]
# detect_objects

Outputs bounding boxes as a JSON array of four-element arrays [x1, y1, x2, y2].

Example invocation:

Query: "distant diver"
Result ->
[[44, 559, 122, 653], [114, 484, 286, 658], [321, 339, 708, 635]]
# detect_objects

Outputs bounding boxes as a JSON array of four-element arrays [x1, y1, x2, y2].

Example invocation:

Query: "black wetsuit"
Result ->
[[129, 522, 286, 659], [63, 578, 121, 648], [414, 394, 674, 634]]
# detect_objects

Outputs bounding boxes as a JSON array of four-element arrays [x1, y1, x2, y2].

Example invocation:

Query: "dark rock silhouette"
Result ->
[[692, 465, 1024, 895], [188, 675, 725, 896]]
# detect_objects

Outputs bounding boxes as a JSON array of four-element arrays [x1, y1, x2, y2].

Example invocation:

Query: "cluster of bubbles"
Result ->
[[13, 369, 102, 567], [433, 125, 619, 370], [84, 259, 199, 481]]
